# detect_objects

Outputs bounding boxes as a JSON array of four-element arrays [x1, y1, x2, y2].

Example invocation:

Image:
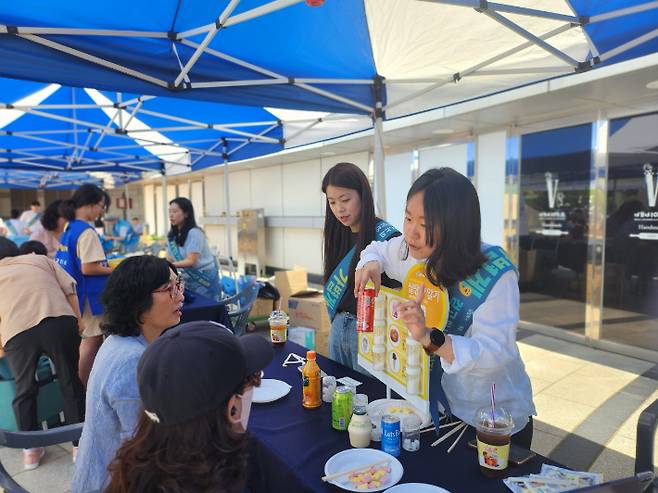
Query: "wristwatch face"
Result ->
[[429, 328, 445, 348]]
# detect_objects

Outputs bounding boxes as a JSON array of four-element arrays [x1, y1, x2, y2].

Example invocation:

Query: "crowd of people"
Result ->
[[0, 162, 536, 492]]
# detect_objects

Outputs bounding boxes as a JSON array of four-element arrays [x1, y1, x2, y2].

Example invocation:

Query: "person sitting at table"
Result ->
[[72, 256, 184, 493], [20, 200, 42, 235], [322, 162, 400, 372], [4, 209, 29, 245], [166, 197, 222, 301], [56, 184, 113, 387], [0, 237, 85, 470], [355, 168, 536, 448], [131, 217, 144, 236], [105, 216, 139, 254], [19, 240, 48, 257], [104, 321, 273, 493], [29, 199, 67, 258]]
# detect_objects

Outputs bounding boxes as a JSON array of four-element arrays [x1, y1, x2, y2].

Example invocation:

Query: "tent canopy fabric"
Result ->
[[1, 0, 657, 122], [0, 78, 287, 175], [0, 169, 138, 189]]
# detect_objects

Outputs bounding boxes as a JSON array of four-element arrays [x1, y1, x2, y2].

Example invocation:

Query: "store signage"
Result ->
[[536, 172, 568, 236], [631, 164, 658, 241]]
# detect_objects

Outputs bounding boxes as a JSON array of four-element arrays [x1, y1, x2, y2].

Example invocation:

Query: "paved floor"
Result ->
[[2, 328, 657, 492]]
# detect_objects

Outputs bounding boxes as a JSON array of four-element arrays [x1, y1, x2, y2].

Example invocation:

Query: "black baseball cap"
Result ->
[[137, 321, 274, 426]]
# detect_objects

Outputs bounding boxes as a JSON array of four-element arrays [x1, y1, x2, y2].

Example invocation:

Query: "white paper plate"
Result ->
[[368, 399, 432, 428], [385, 484, 451, 493], [252, 379, 292, 403], [324, 448, 403, 492]]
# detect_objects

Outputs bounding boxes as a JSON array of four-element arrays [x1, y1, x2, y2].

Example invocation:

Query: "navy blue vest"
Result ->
[[55, 220, 108, 316]]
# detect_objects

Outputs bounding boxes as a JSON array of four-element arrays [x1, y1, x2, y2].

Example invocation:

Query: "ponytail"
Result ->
[[59, 199, 77, 221]]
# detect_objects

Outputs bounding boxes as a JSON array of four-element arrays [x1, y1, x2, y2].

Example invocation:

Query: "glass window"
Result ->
[[518, 124, 592, 333], [604, 112, 658, 351]]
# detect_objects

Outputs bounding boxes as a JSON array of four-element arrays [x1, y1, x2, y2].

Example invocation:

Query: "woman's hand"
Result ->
[[354, 261, 382, 297], [397, 289, 430, 345], [77, 317, 86, 336]]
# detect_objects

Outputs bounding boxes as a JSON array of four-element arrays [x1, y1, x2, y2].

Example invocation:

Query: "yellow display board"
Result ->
[[358, 264, 449, 414]]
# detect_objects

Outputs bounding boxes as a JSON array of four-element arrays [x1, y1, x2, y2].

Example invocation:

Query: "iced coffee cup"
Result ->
[[475, 406, 514, 478], [269, 310, 289, 345]]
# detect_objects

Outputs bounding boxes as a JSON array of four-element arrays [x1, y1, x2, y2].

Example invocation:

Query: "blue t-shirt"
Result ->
[[174, 227, 215, 269]]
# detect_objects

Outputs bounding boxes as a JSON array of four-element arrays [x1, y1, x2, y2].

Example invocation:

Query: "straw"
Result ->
[[321, 459, 391, 482], [490, 383, 496, 423]]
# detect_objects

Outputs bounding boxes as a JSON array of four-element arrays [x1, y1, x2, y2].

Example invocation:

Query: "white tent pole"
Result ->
[[598, 28, 658, 62], [482, 11, 579, 67], [117, 93, 124, 130], [18, 34, 169, 88], [384, 22, 574, 111], [124, 182, 129, 221], [0, 26, 168, 37], [424, 0, 580, 23], [173, 0, 242, 87], [161, 167, 168, 238], [221, 139, 238, 293], [226, 123, 279, 156], [589, 1, 658, 23], [373, 76, 386, 220]]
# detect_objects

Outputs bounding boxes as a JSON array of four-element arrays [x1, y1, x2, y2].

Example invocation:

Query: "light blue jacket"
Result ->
[[72, 334, 147, 493]]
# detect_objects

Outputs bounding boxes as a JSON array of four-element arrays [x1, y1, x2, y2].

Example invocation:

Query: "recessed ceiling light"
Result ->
[[431, 128, 455, 135], [646, 80, 658, 90]]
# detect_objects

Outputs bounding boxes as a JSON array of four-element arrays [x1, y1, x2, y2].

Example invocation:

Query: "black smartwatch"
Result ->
[[423, 328, 446, 355]]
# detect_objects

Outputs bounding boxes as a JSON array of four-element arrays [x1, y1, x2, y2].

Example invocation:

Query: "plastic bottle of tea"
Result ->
[[301, 351, 322, 408]]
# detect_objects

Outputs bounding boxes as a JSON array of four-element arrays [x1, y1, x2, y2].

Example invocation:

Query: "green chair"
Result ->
[[0, 357, 66, 431]]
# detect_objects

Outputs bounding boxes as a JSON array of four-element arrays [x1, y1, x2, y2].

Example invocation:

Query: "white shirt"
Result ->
[[19, 210, 40, 233], [357, 235, 536, 433]]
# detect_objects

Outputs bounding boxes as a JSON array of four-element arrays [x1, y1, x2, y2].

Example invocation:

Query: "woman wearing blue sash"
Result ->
[[166, 197, 221, 301], [4, 209, 29, 246], [322, 163, 400, 373], [355, 168, 535, 448], [56, 184, 113, 386]]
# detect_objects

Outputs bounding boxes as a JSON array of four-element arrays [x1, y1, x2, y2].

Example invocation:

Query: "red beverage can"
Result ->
[[356, 287, 375, 332]]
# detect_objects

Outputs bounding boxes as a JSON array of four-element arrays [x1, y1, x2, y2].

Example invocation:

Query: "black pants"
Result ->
[[4, 316, 85, 438]]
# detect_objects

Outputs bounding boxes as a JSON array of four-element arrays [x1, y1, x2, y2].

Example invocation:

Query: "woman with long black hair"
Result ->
[[166, 197, 221, 301], [55, 184, 112, 386], [322, 162, 400, 372], [355, 168, 535, 448]]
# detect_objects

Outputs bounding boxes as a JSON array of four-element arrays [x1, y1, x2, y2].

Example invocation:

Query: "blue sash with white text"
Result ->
[[428, 245, 517, 430], [323, 220, 398, 320]]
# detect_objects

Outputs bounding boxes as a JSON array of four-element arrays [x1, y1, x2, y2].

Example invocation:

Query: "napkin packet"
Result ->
[[504, 464, 603, 493]]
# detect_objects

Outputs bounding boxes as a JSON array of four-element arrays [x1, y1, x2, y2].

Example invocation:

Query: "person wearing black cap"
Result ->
[[105, 321, 274, 493]]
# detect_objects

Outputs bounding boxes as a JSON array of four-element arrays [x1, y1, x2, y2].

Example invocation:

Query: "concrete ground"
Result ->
[[2, 326, 657, 492]]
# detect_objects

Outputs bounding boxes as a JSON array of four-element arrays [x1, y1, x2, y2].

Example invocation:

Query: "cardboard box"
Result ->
[[288, 292, 331, 357], [249, 297, 274, 320], [274, 267, 318, 313]]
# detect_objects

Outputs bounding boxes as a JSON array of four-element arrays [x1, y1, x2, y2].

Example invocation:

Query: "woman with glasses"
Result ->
[[166, 197, 222, 301], [56, 184, 113, 386], [72, 256, 184, 493]]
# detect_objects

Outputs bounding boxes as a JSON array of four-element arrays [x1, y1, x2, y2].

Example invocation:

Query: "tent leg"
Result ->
[[373, 113, 386, 220], [222, 140, 239, 295], [124, 183, 129, 221], [161, 171, 168, 238]]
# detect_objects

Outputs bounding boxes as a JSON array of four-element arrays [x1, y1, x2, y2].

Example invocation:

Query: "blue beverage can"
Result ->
[[381, 415, 401, 457]]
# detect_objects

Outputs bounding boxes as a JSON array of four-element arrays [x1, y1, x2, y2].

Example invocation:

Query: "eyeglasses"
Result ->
[[153, 276, 185, 300]]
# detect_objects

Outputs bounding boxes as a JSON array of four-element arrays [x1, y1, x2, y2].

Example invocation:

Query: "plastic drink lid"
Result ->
[[306, 350, 317, 360]]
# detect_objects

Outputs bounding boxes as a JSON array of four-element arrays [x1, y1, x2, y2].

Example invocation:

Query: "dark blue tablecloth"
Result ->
[[179, 293, 233, 332], [249, 341, 557, 493]]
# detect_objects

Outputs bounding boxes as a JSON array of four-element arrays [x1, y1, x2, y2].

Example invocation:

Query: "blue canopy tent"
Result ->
[[1, 0, 658, 218]]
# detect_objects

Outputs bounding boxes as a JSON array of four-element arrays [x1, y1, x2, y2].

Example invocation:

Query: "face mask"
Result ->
[[235, 387, 254, 432]]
